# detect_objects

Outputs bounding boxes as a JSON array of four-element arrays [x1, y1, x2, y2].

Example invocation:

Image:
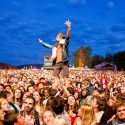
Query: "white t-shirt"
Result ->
[[51, 39, 65, 60]]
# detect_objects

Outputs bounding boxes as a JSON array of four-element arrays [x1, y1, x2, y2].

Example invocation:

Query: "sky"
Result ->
[[0, 0, 125, 66]]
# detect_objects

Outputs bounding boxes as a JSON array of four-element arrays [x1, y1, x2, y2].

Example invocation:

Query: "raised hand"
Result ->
[[38, 38, 43, 43], [65, 19, 71, 28]]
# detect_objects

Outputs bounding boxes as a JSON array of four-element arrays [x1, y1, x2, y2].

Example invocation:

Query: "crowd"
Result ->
[[0, 69, 125, 125]]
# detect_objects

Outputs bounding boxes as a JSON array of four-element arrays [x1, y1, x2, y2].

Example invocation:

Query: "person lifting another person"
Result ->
[[38, 20, 71, 89]]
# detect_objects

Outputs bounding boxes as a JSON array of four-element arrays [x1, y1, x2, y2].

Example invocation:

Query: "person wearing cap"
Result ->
[[5, 83, 12, 93], [38, 20, 71, 89]]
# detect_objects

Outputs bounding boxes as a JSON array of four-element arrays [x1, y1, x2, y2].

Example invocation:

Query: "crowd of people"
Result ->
[[0, 69, 125, 125]]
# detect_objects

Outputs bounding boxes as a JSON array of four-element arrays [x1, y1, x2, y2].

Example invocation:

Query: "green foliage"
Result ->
[[91, 54, 103, 68], [112, 51, 125, 70], [73, 46, 125, 70]]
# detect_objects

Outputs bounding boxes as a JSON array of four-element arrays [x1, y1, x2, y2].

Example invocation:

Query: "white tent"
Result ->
[[83, 66, 91, 70]]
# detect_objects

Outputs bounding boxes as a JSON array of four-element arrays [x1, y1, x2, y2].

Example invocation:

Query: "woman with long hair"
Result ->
[[13, 88, 23, 108], [33, 90, 44, 125], [92, 96, 107, 124], [75, 104, 96, 125], [65, 95, 78, 125], [0, 98, 10, 113], [33, 90, 44, 114], [0, 98, 10, 125]]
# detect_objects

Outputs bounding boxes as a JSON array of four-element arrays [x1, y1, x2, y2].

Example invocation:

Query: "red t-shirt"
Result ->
[[70, 115, 77, 125]]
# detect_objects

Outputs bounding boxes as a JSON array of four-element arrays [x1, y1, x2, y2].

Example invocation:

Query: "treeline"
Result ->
[[73, 46, 125, 70]]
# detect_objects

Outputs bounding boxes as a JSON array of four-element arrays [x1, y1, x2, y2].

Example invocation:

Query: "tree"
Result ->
[[73, 46, 92, 67], [104, 53, 113, 63], [112, 51, 125, 70], [91, 54, 103, 68]]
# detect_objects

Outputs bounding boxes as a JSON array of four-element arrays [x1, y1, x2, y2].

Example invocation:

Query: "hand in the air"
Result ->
[[38, 38, 43, 43], [65, 19, 71, 28]]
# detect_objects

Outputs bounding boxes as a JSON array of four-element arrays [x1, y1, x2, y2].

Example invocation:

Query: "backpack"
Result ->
[[10, 103, 19, 113]]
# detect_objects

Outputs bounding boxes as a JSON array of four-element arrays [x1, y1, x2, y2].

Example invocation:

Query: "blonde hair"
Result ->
[[80, 104, 96, 125], [58, 33, 65, 39], [42, 109, 55, 122], [0, 98, 6, 109]]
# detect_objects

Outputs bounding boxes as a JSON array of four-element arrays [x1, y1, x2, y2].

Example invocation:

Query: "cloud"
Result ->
[[111, 25, 125, 33], [99, 1, 115, 17], [0, 14, 52, 65], [10, 0, 21, 8], [70, 16, 125, 56], [68, 0, 87, 6], [44, 4, 57, 11], [107, 1, 114, 9], [105, 33, 125, 49]]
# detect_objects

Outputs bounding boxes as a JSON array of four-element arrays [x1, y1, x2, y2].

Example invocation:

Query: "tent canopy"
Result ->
[[83, 66, 91, 70], [94, 62, 117, 70]]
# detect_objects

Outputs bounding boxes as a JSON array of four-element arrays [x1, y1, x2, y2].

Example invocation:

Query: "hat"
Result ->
[[4, 83, 11, 87]]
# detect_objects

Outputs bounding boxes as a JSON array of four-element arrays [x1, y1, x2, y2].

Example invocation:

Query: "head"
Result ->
[[121, 86, 125, 94], [5, 92, 13, 103], [49, 88, 58, 97], [33, 78, 39, 85], [78, 104, 96, 125], [46, 97, 55, 110], [67, 95, 76, 106], [14, 88, 22, 99], [22, 92, 30, 101], [74, 92, 79, 100], [27, 85, 35, 95], [92, 96, 106, 111], [33, 91, 41, 102], [115, 100, 125, 120], [4, 111, 25, 125], [67, 87, 75, 95], [76, 76, 81, 82], [5, 85, 11, 93], [15, 112, 25, 125], [13, 77, 19, 83], [23, 96, 35, 113], [42, 110, 55, 125], [0, 98, 10, 112], [66, 95, 78, 114], [40, 77, 45, 83], [19, 86, 25, 94], [56, 33, 65, 42], [92, 89, 100, 97], [81, 89, 89, 97], [108, 95, 117, 107], [44, 88, 50, 98], [51, 96, 65, 115]]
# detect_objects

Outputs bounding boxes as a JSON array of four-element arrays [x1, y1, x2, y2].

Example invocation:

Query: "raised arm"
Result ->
[[65, 19, 71, 39], [38, 39, 54, 49]]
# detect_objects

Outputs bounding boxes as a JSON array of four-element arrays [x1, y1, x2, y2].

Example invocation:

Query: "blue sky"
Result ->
[[0, 0, 125, 65]]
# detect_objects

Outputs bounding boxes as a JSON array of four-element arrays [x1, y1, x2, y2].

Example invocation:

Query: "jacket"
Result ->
[[39, 38, 69, 64]]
